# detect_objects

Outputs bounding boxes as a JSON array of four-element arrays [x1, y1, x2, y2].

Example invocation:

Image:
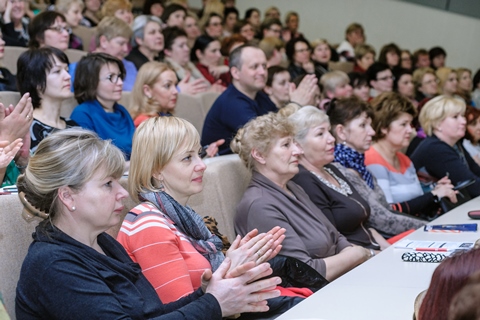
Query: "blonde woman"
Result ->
[[55, 0, 84, 49]]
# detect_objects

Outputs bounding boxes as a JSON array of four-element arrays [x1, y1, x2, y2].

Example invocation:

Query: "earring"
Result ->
[[146, 95, 152, 99], [342, 140, 346, 145], [71, 206, 76, 211]]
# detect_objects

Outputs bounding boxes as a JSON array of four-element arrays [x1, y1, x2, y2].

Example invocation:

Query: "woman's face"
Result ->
[[382, 112, 413, 150], [419, 73, 438, 96], [352, 82, 370, 102], [43, 55, 73, 101], [42, 17, 70, 51], [197, 40, 222, 67], [458, 71, 472, 92], [205, 16, 223, 38], [293, 41, 311, 65], [64, 2, 83, 27], [166, 9, 186, 27], [247, 10, 260, 27], [300, 122, 336, 169], [262, 135, 303, 181], [342, 112, 375, 153], [436, 111, 466, 145], [69, 168, 128, 232], [145, 69, 178, 113], [432, 55, 445, 69], [358, 52, 374, 71], [240, 23, 255, 41], [150, 3, 164, 17], [386, 51, 399, 68], [159, 141, 207, 202], [397, 74, 414, 98], [401, 51, 412, 70], [166, 36, 189, 66], [311, 43, 331, 64], [114, 8, 133, 25], [96, 63, 123, 105], [224, 12, 237, 30], [140, 21, 164, 53], [467, 117, 480, 143], [85, 0, 100, 12], [184, 16, 201, 40], [11, 0, 25, 21], [287, 15, 298, 32], [265, 71, 290, 106], [442, 72, 458, 96], [333, 81, 353, 99]]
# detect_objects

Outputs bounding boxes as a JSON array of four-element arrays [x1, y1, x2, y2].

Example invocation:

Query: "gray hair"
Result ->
[[288, 106, 330, 143], [131, 15, 163, 47]]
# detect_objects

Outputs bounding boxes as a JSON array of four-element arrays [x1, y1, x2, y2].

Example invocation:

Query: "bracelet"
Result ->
[[369, 249, 375, 258], [14, 161, 27, 170]]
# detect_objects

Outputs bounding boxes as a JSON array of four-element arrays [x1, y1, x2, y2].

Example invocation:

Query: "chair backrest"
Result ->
[[72, 26, 96, 51], [3, 47, 28, 74], [118, 91, 132, 110], [0, 195, 42, 319], [199, 91, 221, 116], [175, 93, 206, 134], [0, 91, 20, 109], [188, 154, 251, 242], [60, 96, 78, 119], [328, 61, 354, 74], [64, 49, 87, 64]]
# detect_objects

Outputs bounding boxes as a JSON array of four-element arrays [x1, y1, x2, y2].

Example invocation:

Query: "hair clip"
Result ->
[[18, 191, 49, 221]]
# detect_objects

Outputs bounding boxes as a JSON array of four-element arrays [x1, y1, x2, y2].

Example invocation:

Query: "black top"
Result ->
[[30, 117, 78, 153]]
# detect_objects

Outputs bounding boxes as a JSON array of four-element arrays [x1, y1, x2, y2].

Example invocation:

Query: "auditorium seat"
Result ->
[[72, 26, 96, 52], [3, 47, 27, 74], [175, 93, 206, 134], [64, 48, 87, 63], [329, 61, 354, 73], [0, 91, 20, 109]]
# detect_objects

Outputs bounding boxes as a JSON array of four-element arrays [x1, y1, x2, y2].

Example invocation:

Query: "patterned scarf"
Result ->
[[139, 191, 224, 271], [334, 143, 374, 189]]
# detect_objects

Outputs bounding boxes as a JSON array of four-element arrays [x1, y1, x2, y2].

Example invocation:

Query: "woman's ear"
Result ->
[[195, 49, 202, 61], [380, 126, 388, 136], [264, 85, 273, 95], [143, 84, 152, 99], [251, 148, 266, 165], [57, 186, 75, 212], [164, 48, 172, 57], [334, 124, 347, 142]]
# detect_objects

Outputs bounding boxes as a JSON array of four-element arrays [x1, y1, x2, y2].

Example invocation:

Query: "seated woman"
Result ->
[[285, 37, 314, 80], [327, 97, 425, 238], [400, 49, 413, 71], [463, 106, 480, 165], [101, 0, 133, 26], [28, 11, 70, 51], [55, 0, 85, 50], [233, 112, 371, 281], [161, 4, 187, 28], [80, 0, 101, 27], [184, 12, 201, 49], [411, 95, 480, 198], [142, 0, 164, 18], [259, 36, 284, 68], [310, 39, 331, 79], [71, 53, 135, 160], [456, 68, 473, 105], [412, 67, 438, 103], [393, 68, 417, 108], [16, 128, 281, 319], [233, 20, 255, 43], [288, 106, 389, 251], [126, 15, 164, 70], [17, 47, 78, 153], [365, 92, 456, 219], [190, 35, 230, 87], [436, 67, 458, 97], [0, 30, 17, 91], [353, 44, 375, 74], [2, 0, 29, 47], [348, 72, 370, 102], [319, 71, 352, 108], [378, 43, 401, 71], [201, 13, 223, 39]]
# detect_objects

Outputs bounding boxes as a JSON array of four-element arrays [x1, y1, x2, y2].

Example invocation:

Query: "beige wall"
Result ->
[[191, 0, 480, 72]]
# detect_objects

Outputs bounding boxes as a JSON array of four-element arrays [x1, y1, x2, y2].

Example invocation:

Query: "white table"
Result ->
[[277, 197, 480, 320]]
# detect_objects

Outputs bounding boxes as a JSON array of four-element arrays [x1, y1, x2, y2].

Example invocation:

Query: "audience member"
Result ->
[[259, 36, 284, 67], [337, 22, 364, 62], [348, 72, 370, 102], [289, 106, 390, 251], [429, 46, 446, 70], [456, 68, 473, 105], [101, 0, 133, 25], [233, 20, 255, 42], [327, 96, 425, 237], [220, 33, 246, 57], [55, 0, 84, 50], [310, 39, 331, 79], [184, 12, 201, 48], [201, 12, 223, 39], [0, 30, 16, 91], [260, 18, 282, 39], [161, 4, 186, 28], [412, 67, 438, 103], [282, 11, 301, 42], [413, 48, 430, 69], [28, 11, 70, 51], [378, 43, 401, 71], [264, 6, 280, 20], [400, 49, 413, 71], [233, 112, 371, 281], [222, 7, 237, 37], [285, 36, 314, 80], [436, 67, 458, 97], [81, 0, 101, 26], [473, 69, 480, 108], [366, 62, 394, 98], [244, 7, 260, 35], [353, 44, 375, 73], [1, 0, 29, 46], [126, 15, 164, 70], [71, 53, 135, 160], [320, 71, 352, 101], [16, 47, 77, 153], [142, 0, 164, 18], [463, 106, 480, 165], [191, 35, 230, 86], [393, 68, 417, 106], [201, 45, 277, 154]]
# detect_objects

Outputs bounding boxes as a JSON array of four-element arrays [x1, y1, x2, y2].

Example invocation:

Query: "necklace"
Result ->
[[310, 167, 352, 196]]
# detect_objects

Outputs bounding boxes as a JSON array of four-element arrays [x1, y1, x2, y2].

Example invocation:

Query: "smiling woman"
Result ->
[[55, 0, 84, 49], [28, 11, 71, 51]]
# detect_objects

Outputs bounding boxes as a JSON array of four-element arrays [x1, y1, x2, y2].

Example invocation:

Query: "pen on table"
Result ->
[[415, 248, 449, 252]]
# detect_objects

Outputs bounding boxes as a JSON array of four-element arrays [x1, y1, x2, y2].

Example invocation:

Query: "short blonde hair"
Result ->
[[412, 67, 436, 90], [231, 112, 294, 171], [96, 16, 133, 47], [258, 36, 284, 60], [354, 44, 375, 60], [310, 38, 329, 51], [320, 71, 349, 95], [55, 0, 84, 14], [419, 95, 466, 136], [288, 106, 329, 144], [436, 67, 456, 94], [131, 62, 174, 119], [129, 117, 200, 202], [101, 0, 132, 18]]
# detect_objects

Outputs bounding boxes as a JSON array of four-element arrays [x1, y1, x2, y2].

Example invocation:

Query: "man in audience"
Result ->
[[69, 16, 137, 91], [366, 62, 393, 98], [413, 48, 430, 69], [337, 22, 365, 62], [201, 45, 276, 155], [260, 18, 282, 39]]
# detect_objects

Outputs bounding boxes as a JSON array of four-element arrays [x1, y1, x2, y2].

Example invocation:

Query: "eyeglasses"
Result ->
[[47, 26, 72, 34], [423, 78, 439, 85], [377, 75, 395, 82], [209, 22, 222, 27], [268, 28, 282, 33], [295, 48, 310, 53], [102, 73, 123, 84]]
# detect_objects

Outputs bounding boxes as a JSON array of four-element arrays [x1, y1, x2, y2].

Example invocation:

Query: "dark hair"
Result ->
[[160, 4, 186, 23], [370, 92, 416, 141], [474, 69, 480, 90], [162, 26, 187, 51], [244, 8, 260, 20], [327, 96, 374, 128], [418, 249, 480, 320], [232, 20, 251, 34], [465, 106, 480, 143], [429, 46, 447, 61], [366, 62, 390, 84], [229, 44, 257, 70], [285, 36, 311, 62], [74, 53, 125, 104], [223, 7, 239, 23], [143, 0, 164, 15], [221, 33, 247, 56], [204, 12, 223, 28], [413, 48, 428, 67], [448, 269, 480, 320], [266, 65, 288, 86], [378, 43, 401, 67], [190, 35, 216, 62], [17, 47, 70, 109], [393, 68, 413, 91], [28, 11, 67, 48], [260, 18, 282, 35], [348, 71, 368, 89]]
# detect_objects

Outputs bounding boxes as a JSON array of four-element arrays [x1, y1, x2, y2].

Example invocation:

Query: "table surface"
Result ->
[[277, 197, 480, 320]]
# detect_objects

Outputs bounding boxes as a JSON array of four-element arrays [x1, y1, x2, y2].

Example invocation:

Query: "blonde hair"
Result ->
[[129, 116, 200, 202], [231, 112, 294, 171], [16, 128, 125, 222], [419, 95, 466, 136], [412, 67, 436, 90], [55, 0, 84, 14], [320, 70, 349, 95], [354, 44, 375, 60], [456, 67, 471, 80], [95, 16, 133, 47], [436, 67, 456, 94], [288, 106, 329, 143], [131, 62, 175, 119], [101, 0, 132, 18], [258, 36, 284, 60], [310, 38, 329, 51]]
